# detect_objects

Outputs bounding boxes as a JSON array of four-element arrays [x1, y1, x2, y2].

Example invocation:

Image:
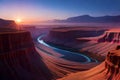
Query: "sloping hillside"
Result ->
[[58, 46, 120, 80]]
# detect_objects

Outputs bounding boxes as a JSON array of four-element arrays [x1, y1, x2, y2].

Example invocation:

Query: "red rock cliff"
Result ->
[[0, 31, 53, 80], [105, 47, 120, 80], [98, 29, 120, 43], [59, 46, 120, 80], [0, 19, 17, 30]]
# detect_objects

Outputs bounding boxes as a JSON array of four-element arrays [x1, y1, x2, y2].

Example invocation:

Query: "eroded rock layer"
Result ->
[[43, 27, 105, 46], [0, 31, 53, 80], [58, 46, 120, 80], [98, 30, 120, 43], [0, 19, 17, 30], [80, 29, 120, 59], [105, 47, 120, 80]]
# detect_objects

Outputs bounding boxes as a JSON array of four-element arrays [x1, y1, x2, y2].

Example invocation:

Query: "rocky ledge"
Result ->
[[98, 29, 120, 43], [0, 19, 17, 30], [0, 31, 53, 80], [105, 46, 120, 80], [58, 46, 120, 80]]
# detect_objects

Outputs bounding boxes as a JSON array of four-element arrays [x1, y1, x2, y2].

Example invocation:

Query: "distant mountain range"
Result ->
[[50, 15, 120, 23]]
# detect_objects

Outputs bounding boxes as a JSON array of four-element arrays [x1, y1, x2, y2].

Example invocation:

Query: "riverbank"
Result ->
[[43, 40, 105, 62], [38, 35, 98, 63]]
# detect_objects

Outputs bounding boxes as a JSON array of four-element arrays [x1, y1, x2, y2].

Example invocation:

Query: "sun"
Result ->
[[15, 18, 22, 23]]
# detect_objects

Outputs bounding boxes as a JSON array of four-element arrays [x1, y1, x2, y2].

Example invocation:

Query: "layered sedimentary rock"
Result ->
[[58, 46, 120, 80], [0, 19, 17, 30], [98, 29, 120, 43], [80, 29, 120, 59], [43, 27, 110, 61], [0, 31, 53, 80], [35, 42, 98, 79], [105, 48, 120, 80], [43, 27, 105, 48]]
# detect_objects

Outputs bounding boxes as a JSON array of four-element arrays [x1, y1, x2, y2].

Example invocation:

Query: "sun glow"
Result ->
[[15, 18, 22, 23]]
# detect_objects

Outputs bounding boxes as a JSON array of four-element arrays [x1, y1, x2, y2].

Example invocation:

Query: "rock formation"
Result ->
[[80, 29, 120, 59], [0, 31, 53, 80], [0, 19, 17, 30], [58, 46, 120, 80], [43, 27, 105, 48], [0, 20, 98, 80], [98, 29, 120, 43]]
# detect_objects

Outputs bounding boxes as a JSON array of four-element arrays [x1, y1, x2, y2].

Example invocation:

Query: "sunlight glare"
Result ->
[[15, 18, 22, 23]]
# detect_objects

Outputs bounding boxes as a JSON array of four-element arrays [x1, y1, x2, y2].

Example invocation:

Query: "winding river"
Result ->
[[37, 35, 97, 63]]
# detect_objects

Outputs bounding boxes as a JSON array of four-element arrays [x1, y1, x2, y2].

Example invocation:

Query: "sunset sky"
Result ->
[[0, 0, 120, 23]]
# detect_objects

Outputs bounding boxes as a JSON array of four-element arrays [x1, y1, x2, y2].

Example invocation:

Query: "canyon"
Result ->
[[43, 27, 120, 61], [0, 19, 53, 80], [0, 31, 54, 80], [58, 46, 120, 80], [0, 18, 120, 80]]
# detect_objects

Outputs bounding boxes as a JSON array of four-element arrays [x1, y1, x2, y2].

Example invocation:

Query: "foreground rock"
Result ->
[[0, 31, 53, 80], [58, 46, 120, 80]]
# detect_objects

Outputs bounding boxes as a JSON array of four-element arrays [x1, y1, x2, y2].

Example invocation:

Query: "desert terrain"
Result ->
[[0, 18, 120, 80]]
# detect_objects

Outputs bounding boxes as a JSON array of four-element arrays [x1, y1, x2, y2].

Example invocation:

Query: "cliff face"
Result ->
[[0, 19, 17, 30], [0, 31, 53, 80], [59, 46, 120, 80], [105, 48, 120, 80], [43, 28, 105, 47], [79, 29, 120, 59], [98, 30, 120, 43]]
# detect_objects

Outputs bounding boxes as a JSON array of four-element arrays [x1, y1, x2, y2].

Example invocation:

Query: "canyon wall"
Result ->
[[59, 46, 120, 80], [43, 27, 106, 48], [0, 31, 53, 80], [76, 29, 120, 60], [98, 30, 120, 43], [0, 19, 17, 30], [105, 47, 120, 80]]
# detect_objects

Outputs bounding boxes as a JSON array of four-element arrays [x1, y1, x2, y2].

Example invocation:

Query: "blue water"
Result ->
[[37, 35, 94, 63]]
